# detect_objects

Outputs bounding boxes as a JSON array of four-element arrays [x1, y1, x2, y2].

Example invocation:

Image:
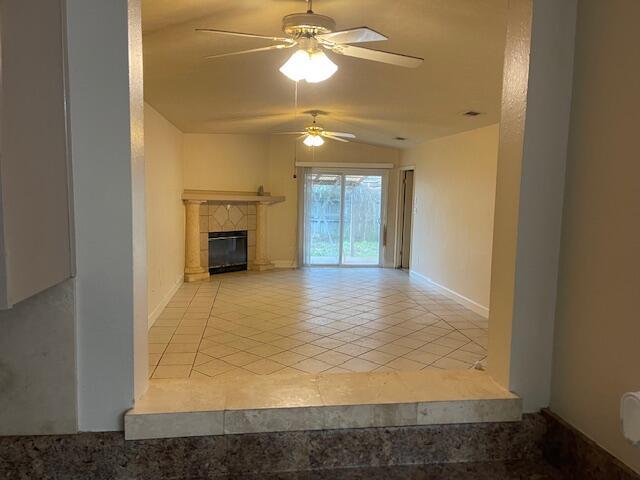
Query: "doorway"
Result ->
[[55, 0, 578, 439], [397, 168, 415, 270], [302, 169, 387, 266]]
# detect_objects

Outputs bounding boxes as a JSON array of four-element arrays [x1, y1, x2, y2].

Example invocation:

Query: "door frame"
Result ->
[[394, 165, 415, 268], [301, 167, 389, 267]]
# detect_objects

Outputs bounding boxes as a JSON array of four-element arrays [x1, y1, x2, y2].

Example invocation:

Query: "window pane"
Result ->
[[306, 173, 342, 265], [342, 175, 382, 265]]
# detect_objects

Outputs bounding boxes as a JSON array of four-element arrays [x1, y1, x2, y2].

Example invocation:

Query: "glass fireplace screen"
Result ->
[[208, 230, 248, 274]]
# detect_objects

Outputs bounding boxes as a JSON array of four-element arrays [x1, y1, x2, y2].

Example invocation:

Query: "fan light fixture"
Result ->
[[198, 0, 424, 84], [303, 134, 325, 147], [274, 112, 356, 147], [279, 49, 337, 83]]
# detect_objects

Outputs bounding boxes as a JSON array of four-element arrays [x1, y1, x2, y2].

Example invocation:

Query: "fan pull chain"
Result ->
[[292, 80, 299, 179], [294, 79, 298, 120]]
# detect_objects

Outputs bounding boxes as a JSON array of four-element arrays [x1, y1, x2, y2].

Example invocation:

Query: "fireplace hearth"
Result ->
[[208, 230, 248, 274]]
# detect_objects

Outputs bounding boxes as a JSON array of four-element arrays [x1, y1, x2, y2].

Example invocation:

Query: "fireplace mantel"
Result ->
[[182, 190, 285, 281], [182, 189, 285, 205]]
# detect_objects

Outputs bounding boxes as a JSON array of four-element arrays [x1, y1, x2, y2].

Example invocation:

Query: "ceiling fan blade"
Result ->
[[196, 28, 294, 44], [273, 131, 307, 135], [204, 44, 292, 59], [322, 133, 350, 143], [324, 131, 356, 138], [330, 44, 423, 68], [316, 27, 387, 44]]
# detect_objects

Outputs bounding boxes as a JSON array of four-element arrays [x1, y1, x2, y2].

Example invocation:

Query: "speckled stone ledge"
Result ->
[[0, 414, 546, 479], [215, 460, 566, 479], [542, 409, 640, 480]]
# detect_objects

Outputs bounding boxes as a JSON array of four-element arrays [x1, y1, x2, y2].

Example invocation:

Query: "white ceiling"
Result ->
[[142, 0, 507, 147]]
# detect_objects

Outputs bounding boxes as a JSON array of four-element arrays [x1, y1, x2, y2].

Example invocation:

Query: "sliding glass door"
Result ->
[[342, 174, 384, 264], [305, 172, 343, 265], [303, 169, 385, 266]]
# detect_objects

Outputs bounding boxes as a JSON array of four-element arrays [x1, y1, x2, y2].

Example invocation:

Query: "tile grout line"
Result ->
[[152, 269, 488, 378], [152, 287, 196, 378], [230, 288, 483, 372], [203, 304, 481, 375], [207, 308, 477, 373], [190, 279, 222, 376]]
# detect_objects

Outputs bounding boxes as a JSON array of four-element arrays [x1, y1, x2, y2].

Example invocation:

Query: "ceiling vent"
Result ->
[[463, 111, 482, 117], [394, 136, 407, 141]]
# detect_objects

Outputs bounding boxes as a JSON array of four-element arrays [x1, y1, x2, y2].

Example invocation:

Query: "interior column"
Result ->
[[253, 201, 274, 271], [184, 199, 209, 282]]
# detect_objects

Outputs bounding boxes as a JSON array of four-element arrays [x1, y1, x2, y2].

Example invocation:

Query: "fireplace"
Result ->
[[208, 230, 248, 274]]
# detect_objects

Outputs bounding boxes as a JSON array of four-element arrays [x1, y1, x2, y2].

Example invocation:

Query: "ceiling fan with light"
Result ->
[[276, 112, 355, 147], [197, 0, 424, 83]]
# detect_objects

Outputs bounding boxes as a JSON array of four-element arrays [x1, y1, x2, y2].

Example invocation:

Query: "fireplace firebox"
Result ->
[[208, 230, 248, 274]]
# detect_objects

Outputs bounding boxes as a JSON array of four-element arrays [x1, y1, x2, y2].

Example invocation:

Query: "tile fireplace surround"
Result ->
[[199, 202, 256, 270], [182, 190, 285, 282]]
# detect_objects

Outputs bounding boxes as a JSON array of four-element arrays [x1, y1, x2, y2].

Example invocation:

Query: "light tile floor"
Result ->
[[149, 268, 488, 380]]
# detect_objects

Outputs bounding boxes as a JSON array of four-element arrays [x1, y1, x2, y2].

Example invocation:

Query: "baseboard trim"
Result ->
[[272, 260, 298, 269], [409, 270, 489, 318], [148, 275, 184, 328]]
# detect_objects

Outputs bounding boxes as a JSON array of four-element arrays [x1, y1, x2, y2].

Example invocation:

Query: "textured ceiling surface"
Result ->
[[142, 0, 508, 147]]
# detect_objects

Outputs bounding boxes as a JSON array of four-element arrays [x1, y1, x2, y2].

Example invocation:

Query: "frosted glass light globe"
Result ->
[[305, 51, 338, 83], [280, 49, 338, 83], [279, 49, 310, 82], [303, 134, 325, 147]]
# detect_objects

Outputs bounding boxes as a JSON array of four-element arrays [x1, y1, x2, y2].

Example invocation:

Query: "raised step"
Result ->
[[125, 369, 521, 440]]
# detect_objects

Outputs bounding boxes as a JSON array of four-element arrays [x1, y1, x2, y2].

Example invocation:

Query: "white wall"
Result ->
[[0, 280, 77, 435], [550, 0, 640, 473], [128, 0, 148, 406], [66, 0, 147, 431], [401, 125, 499, 315], [488, 0, 577, 413], [0, 0, 74, 308], [145, 104, 185, 326], [0, 0, 77, 436], [0, 0, 148, 437]]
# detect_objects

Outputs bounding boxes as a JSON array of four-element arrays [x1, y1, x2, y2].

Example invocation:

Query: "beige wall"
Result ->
[[266, 137, 298, 266], [181, 133, 400, 267], [550, 0, 640, 472], [152, 127, 401, 270], [401, 125, 499, 314], [183, 134, 270, 192], [144, 104, 185, 326]]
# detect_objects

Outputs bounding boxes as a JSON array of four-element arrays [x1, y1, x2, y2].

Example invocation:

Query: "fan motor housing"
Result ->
[[282, 13, 336, 37], [306, 125, 324, 135]]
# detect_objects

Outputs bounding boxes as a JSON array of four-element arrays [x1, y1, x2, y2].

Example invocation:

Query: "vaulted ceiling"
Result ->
[[142, 0, 507, 147]]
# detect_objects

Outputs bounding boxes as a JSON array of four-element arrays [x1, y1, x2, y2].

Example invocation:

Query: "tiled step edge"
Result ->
[[125, 397, 522, 440]]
